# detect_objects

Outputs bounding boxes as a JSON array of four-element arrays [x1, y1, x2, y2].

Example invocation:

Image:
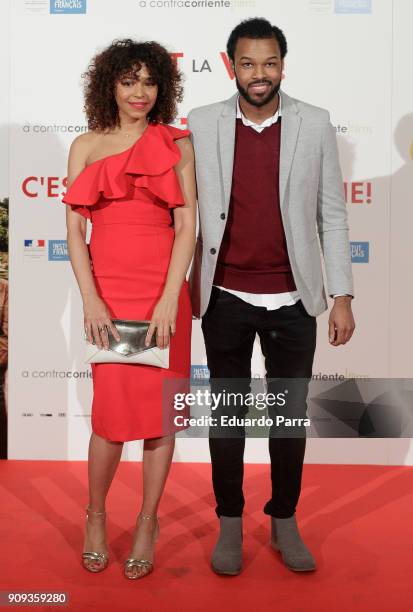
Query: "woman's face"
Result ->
[[115, 63, 158, 122]]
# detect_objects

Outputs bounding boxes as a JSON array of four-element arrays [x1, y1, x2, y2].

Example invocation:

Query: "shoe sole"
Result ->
[[270, 540, 316, 572], [211, 563, 241, 576]]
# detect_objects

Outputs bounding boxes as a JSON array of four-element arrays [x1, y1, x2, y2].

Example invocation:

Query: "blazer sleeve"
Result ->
[[316, 114, 354, 298]]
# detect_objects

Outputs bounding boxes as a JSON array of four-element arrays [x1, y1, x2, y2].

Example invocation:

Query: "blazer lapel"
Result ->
[[218, 93, 237, 213], [217, 91, 301, 212], [279, 91, 302, 209]]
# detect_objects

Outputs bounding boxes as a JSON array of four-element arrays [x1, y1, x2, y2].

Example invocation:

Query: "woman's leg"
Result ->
[[84, 432, 124, 554], [128, 433, 175, 561]]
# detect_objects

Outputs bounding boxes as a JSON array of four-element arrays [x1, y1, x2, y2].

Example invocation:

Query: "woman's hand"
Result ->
[[145, 291, 179, 349], [83, 294, 120, 350]]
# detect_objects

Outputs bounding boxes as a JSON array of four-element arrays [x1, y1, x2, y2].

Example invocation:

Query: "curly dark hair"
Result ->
[[82, 38, 184, 131], [227, 18, 288, 62]]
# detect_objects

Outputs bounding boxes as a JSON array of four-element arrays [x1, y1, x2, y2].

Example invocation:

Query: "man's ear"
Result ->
[[281, 59, 285, 80]]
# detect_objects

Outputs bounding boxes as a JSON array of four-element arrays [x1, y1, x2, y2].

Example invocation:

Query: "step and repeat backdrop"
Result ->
[[3, 0, 413, 462]]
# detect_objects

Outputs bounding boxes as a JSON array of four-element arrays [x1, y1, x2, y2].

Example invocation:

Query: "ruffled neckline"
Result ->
[[62, 122, 190, 216], [83, 122, 152, 171]]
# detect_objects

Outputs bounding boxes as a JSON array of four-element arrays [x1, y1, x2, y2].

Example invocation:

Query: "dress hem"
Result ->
[[91, 424, 191, 443]]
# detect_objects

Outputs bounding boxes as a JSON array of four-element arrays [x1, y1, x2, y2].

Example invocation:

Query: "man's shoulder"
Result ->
[[187, 96, 234, 124]]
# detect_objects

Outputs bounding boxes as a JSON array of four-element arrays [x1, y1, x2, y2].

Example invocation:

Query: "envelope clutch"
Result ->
[[85, 319, 169, 368]]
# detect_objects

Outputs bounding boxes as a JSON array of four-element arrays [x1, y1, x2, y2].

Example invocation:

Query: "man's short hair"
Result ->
[[227, 17, 288, 62]]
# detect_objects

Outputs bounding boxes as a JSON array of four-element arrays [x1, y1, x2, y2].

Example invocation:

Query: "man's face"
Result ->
[[232, 37, 284, 107]]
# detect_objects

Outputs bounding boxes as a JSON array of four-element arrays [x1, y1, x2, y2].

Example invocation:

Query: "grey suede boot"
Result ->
[[211, 516, 243, 575], [271, 514, 316, 572]]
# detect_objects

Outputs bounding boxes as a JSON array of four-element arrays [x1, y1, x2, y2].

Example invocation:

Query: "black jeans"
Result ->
[[201, 286, 317, 519]]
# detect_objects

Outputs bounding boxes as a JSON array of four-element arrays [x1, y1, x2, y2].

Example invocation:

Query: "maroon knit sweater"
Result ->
[[213, 118, 296, 293]]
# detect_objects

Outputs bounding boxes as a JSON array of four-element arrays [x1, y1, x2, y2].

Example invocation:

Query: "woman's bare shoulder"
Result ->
[[67, 132, 103, 183], [69, 131, 101, 160]]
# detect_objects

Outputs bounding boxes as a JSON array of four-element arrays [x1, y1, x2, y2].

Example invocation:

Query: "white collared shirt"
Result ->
[[236, 92, 282, 131], [213, 92, 301, 310]]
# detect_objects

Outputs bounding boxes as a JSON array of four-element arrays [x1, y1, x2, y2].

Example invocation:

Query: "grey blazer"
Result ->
[[187, 90, 354, 319]]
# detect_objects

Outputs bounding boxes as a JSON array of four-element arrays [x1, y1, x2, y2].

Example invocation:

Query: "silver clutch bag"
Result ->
[[85, 319, 170, 368]]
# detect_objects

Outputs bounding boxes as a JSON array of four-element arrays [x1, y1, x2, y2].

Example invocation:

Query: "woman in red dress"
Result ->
[[62, 39, 196, 579]]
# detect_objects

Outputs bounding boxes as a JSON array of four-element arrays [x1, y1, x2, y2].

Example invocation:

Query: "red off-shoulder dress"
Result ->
[[62, 122, 192, 442]]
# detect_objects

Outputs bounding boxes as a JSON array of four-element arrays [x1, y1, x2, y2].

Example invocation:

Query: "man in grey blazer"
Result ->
[[187, 17, 355, 575]]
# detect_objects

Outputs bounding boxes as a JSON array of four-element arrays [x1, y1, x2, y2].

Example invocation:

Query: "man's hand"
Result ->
[[328, 296, 355, 346]]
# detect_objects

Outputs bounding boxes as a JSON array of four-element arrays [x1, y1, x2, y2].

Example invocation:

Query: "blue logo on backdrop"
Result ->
[[335, 0, 371, 13], [50, 0, 86, 14], [191, 365, 210, 386], [350, 241, 369, 263], [49, 240, 69, 261]]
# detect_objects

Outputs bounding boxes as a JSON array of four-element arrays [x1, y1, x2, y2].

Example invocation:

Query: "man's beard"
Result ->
[[235, 77, 280, 108]]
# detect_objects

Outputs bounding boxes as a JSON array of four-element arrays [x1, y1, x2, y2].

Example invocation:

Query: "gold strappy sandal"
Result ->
[[124, 513, 160, 580], [82, 507, 109, 573]]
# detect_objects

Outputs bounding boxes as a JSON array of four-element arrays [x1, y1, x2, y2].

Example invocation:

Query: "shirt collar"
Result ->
[[236, 91, 282, 131]]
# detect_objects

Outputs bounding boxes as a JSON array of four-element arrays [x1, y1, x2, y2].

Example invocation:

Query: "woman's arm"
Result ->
[[145, 136, 197, 349], [65, 136, 120, 349]]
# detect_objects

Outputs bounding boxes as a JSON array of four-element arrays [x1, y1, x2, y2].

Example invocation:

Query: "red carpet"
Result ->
[[1, 461, 413, 611]]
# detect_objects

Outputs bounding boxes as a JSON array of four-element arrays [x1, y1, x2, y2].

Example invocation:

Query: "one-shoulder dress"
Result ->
[[62, 122, 192, 442]]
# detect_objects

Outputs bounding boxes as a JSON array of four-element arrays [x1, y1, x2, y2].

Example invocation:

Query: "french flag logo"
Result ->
[[24, 239, 45, 247]]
